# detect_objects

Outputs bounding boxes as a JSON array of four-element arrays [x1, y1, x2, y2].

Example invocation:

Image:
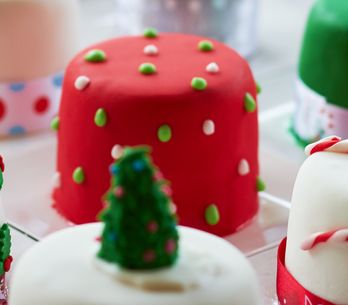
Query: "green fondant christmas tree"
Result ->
[[98, 146, 179, 270]]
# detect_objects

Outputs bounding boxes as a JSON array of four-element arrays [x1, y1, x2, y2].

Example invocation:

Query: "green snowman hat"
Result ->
[[299, 0, 348, 109]]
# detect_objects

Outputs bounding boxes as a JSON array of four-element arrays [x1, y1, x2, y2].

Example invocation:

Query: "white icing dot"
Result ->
[[74, 76, 90, 91], [188, 0, 202, 13], [111, 145, 124, 159], [283, 298, 287, 304], [238, 159, 250, 176], [52, 172, 61, 188], [203, 120, 215, 136], [143, 44, 159, 56], [206, 62, 220, 74]]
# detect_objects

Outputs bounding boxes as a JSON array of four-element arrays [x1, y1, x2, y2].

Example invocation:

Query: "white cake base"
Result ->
[[9, 224, 260, 305], [286, 151, 348, 304]]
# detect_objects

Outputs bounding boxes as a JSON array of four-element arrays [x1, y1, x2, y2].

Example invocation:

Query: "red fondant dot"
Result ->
[[0, 100, 6, 121], [34, 97, 50, 114]]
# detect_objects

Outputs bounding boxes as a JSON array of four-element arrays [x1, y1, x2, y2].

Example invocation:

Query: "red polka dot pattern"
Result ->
[[34, 97, 50, 114], [0, 100, 6, 121]]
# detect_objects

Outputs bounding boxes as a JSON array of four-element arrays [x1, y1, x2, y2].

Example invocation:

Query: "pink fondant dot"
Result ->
[[143, 250, 156, 262], [154, 171, 164, 181], [0, 100, 6, 120], [147, 221, 159, 233], [34, 96, 50, 114], [114, 186, 124, 198], [165, 239, 176, 254], [161, 185, 172, 196]]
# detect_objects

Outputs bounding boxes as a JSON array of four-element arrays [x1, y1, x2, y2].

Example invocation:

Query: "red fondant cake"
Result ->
[[53, 32, 262, 236]]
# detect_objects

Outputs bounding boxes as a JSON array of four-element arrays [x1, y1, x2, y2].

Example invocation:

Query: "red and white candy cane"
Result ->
[[301, 228, 348, 251], [305, 135, 348, 156]]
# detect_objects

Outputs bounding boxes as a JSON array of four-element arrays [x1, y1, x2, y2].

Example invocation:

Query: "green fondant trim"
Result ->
[[143, 28, 158, 38], [84, 49, 106, 63], [256, 82, 262, 94], [205, 204, 220, 226], [198, 40, 214, 52], [191, 77, 207, 91], [139, 63, 157, 75], [158, 125, 172, 142], [256, 177, 266, 192], [244, 93, 256, 112], [95, 108, 107, 127], [50, 116, 60, 131], [73, 167, 85, 184]]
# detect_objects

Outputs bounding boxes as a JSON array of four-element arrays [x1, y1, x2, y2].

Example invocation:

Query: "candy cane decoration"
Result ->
[[301, 228, 348, 251], [305, 135, 348, 156]]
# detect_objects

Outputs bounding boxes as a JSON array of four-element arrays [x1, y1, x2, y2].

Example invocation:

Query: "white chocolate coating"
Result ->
[[10, 224, 260, 305], [0, 0, 79, 81], [286, 151, 348, 304]]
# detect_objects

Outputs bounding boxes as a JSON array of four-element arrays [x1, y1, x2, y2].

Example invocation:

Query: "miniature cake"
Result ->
[[52, 30, 264, 236], [292, 0, 348, 144], [10, 147, 261, 305], [277, 136, 348, 305], [0, 0, 79, 136]]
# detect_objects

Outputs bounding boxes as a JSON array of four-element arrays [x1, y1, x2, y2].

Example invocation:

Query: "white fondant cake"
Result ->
[[9, 224, 261, 305], [286, 137, 348, 304]]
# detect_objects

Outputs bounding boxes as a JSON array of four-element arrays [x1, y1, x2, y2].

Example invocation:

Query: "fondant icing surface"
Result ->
[[53, 33, 260, 236]]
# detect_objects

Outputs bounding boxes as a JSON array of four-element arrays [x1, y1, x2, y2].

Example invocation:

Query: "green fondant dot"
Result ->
[[144, 27, 158, 38], [139, 63, 157, 75], [205, 204, 220, 226], [191, 77, 207, 91], [84, 49, 106, 63], [95, 108, 107, 127], [158, 125, 172, 142], [244, 93, 257, 112], [198, 40, 214, 52], [256, 82, 262, 94], [50, 116, 59, 131], [257, 177, 266, 192], [73, 167, 85, 184]]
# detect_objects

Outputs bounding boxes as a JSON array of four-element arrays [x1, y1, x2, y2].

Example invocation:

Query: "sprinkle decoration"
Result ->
[[161, 185, 173, 196], [205, 204, 220, 226], [203, 120, 215, 135], [74, 76, 90, 91], [111, 145, 124, 160], [144, 27, 158, 38], [109, 164, 119, 175], [143, 44, 159, 55], [301, 228, 348, 251], [191, 77, 207, 91], [238, 159, 250, 176], [158, 124, 172, 142], [165, 239, 177, 254], [143, 250, 156, 262], [206, 62, 220, 73], [84, 49, 106, 63], [73, 167, 85, 184], [114, 186, 124, 198], [52, 172, 61, 188], [94, 108, 107, 127], [147, 221, 159, 233], [257, 177, 266, 192], [139, 63, 157, 75], [244, 93, 257, 112], [50, 116, 60, 131], [132, 160, 146, 172], [198, 40, 214, 52]]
